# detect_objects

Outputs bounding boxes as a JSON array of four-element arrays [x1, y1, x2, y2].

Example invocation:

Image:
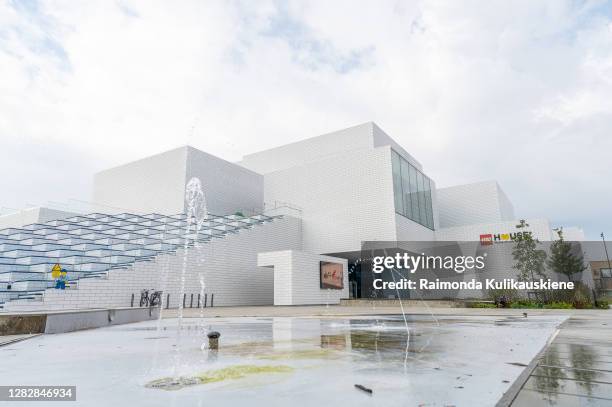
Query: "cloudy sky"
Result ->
[[1, 0, 611, 239]]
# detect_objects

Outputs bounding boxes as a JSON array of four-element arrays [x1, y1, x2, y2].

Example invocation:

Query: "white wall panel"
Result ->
[[186, 147, 263, 215], [435, 218, 553, 242], [93, 147, 188, 215], [239, 122, 375, 174], [3, 217, 302, 312], [263, 146, 398, 255], [93, 146, 263, 216], [0, 208, 77, 229], [436, 181, 516, 228], [258, 250, 348, 305]]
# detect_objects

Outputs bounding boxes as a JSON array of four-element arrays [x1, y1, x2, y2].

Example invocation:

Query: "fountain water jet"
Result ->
[[173, 177, 208, 375], [148, 227, 174, 375]]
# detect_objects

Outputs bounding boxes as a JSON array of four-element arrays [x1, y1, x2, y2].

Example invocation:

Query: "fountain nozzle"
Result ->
[[207, 331, 221, 350]]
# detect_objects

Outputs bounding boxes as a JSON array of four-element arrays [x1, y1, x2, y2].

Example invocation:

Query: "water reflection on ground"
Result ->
[[512, 314, 612, 406], [1, 314, 567, 406]]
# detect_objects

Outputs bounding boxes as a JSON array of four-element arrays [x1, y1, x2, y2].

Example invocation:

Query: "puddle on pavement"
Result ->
[[526, 375, 612, 400], [516, 314, 612, 406], [216, 321, 436, 364], [5, 314, 571, 406], [532, 343, 612, 401]]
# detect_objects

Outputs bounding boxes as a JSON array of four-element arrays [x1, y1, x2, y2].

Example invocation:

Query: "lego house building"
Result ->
[[0, 122, 588, 312]]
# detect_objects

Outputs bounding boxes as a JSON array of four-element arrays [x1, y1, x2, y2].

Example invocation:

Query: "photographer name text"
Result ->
[[373, 278, 574, 291]]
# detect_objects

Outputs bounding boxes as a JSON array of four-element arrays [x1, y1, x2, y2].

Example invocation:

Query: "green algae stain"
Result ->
[[145, 365, 294, 391], [196, 365, 293, 384], [256, 348, 338, 361]]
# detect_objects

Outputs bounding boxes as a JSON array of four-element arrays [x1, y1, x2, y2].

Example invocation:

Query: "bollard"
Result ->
[[190, 293, 194, 308], [207, 331, 221, 350], [211, 293, 214, 307], [131, 293, 134, 307], [166, 293, 170, 309], [204, 293, 208, 308], [183, 293, 186, 308], [197, 293, 201, 308]]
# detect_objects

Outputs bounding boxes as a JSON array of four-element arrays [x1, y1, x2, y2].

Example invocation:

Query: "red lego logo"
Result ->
[[480, 234, 493, 245]]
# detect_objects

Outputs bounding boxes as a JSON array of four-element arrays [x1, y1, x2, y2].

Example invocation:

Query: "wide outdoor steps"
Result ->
[[0, 211, 279, 310]]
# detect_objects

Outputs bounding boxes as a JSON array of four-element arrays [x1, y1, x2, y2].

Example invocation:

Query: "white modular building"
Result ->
[[0, 122, 586, 311]]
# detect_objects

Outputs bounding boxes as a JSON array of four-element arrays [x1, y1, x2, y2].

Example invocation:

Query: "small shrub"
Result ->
[[510, 300, 542, 309], [573, 300, 593, 309], [546, 289, 571, 303], [470, 302, 497, 308], [596, 300, 609, 309], [543, 301, 573, 309], [488, 289, 519, 308], [571, 283, 593, 309]]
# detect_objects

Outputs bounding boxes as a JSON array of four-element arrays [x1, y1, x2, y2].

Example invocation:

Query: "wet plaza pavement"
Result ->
[[0, 312, 570, 406], [0, 333, 39, 347], [510, 312, 612, 406]]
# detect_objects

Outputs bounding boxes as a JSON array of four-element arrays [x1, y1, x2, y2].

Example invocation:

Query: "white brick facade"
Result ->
[[436, 218, 553, 242], [262, 146, 400, 254], [93, 146, 263, 216], [93, 147, 188, 214], [3, 217, 301, 312], [436, 181, 515, 228], [0, 208, 77, 230], [258, 250, 348, 305]]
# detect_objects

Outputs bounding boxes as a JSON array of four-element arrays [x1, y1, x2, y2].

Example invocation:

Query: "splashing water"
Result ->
[[390, 270, 411, 373], [149, 227, 173, 374], [174, 177, 208, 376]]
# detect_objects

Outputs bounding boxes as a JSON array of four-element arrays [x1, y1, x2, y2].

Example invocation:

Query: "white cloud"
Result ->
[[0, 0, 610, 238]]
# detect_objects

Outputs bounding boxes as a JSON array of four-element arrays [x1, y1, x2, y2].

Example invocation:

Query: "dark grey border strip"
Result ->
[[495, 322, 565, 407], [0, 333, 41, 347]]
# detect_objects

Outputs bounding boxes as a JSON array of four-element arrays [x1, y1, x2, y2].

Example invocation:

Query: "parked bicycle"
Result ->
[[140, 289, 163, 307], [140, 289, 150, 307], [150, 290, 163, 307]]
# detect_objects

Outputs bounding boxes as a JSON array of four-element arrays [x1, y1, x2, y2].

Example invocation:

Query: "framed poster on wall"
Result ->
[[320, 261, 344, 289]]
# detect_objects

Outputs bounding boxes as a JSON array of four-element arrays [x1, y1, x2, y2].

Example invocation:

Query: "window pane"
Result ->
[[417, 171, 426, 226], [424, 177, 434, 229], [391, 151, 404, 214], [390, 149, 434, 230], [400, 158, 412, 219], [409, 164, 419, 223]]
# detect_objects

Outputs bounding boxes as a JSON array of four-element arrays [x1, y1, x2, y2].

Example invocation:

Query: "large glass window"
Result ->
[[391, 151, 404, 214], [390, 149, 434, 230], [417, 171, 426, 226], [400, 158, 413, 219], [424, 177, 434, 229], [409, 163, 419, 222]]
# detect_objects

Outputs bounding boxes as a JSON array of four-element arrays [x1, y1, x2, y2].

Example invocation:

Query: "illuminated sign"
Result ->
[[480, 234, 493, 245], [320, 261, 344, 289]]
